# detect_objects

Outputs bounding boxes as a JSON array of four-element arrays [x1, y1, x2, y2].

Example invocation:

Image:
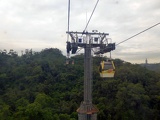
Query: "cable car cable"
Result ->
[[116, 22, 160, 46], [83, 0, 100, 32], [67, 0, 71, 42]]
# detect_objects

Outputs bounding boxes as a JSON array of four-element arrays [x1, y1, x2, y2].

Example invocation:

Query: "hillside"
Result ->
[[140, 63, 160, 73], [0, 48, 160, 120]]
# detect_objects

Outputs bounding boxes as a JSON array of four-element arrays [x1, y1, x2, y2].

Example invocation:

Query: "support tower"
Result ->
[[66, 31, 115, 120]]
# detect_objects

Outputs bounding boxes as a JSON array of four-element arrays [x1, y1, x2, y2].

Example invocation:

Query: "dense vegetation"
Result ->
[[0, 48, 160, 120]]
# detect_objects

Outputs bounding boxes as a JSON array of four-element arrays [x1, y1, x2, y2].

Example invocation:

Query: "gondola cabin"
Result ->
[[66, 59, 74, 65], [66, 59, 69, 65], [99, 60, 115, 78]]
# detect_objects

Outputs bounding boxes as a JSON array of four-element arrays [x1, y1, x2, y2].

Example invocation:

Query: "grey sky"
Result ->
[[0, 0, 159, 63]]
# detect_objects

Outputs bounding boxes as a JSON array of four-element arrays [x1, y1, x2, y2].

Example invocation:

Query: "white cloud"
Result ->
[[0, 0, 159, 63]]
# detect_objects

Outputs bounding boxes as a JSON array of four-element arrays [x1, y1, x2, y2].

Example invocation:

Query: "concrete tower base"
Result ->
[[77, 102, 99, 120]]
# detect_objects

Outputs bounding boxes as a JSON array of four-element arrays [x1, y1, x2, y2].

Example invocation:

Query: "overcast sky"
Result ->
[[0, 0, 159, 63]]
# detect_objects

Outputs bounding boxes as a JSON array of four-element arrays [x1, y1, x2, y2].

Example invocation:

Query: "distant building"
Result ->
[[145, 58, 148, 65]]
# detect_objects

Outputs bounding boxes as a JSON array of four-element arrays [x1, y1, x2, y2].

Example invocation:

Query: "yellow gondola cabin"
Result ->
[[99, 60, 115, 78]]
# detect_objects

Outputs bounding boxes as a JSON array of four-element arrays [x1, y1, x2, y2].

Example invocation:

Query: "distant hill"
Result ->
[[140, 63, 160, 73]]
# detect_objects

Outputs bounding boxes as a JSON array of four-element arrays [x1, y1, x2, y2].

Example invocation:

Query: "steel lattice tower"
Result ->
[[66, 31, 115, 120]]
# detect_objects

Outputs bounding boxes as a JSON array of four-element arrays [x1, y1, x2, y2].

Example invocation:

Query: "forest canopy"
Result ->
[[0, 48, 160, 120]]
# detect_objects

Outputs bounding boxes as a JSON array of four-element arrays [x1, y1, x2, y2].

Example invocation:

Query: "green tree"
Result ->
[[115, 82, 150, 120]]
